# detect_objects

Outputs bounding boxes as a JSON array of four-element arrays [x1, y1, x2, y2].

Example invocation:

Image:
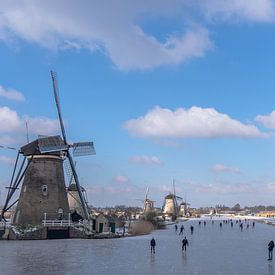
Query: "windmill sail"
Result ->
[[51, 71, 91, 220]]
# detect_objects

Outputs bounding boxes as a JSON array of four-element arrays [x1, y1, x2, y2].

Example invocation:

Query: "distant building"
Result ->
[[95, 213, 116, 233], [257, 211, 275, 218]]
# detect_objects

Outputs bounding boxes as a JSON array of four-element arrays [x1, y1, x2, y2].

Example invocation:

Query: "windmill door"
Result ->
[[110, 223, 115, 233], [99, 223, 104, 233]]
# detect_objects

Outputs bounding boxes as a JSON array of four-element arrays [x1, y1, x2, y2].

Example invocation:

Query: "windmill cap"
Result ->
[[20, 135, 67, 156]]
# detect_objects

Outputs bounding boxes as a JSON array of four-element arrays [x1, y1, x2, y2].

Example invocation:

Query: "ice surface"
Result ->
[[1, 217, 275, 275]]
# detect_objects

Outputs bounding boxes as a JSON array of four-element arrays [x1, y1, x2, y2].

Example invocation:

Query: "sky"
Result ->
[[1, 1, 275, 208]]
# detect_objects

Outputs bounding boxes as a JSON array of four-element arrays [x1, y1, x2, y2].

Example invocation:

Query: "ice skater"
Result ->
[[190, 225, 194, 234], [268, 240, 274, 261], [182, 237, 189, 252], [175, 224, 178, 232], [150, 237, 156, 254], [240, 223, 243, 231], [179, 225, 184, 235]]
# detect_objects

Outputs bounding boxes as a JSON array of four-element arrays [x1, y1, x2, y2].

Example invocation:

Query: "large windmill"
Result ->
[[137, 187, 155, 214], [1, 71, 95, 225]]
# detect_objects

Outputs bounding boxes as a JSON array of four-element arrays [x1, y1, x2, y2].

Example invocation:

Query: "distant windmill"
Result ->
[[1, 71, 95, 225], [162, 180, 182, 220], [66, 161, 90, 219], [137, 187, 155, 214]]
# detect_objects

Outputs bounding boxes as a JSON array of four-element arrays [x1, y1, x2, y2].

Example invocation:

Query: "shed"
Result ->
[[96, 214, 116, 233]]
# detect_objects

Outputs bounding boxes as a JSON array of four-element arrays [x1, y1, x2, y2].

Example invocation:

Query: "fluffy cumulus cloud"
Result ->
[[0, 85, 25, 101], [0, 106, 59, 135], [255, 110, 275, 129], [124, 106, 265, 139], [0, 106, 60, 146], [0, 1, 274, 70], [211, 164, 241, 174], [130, 155, 163, 165], [200, 0, 275, 22]]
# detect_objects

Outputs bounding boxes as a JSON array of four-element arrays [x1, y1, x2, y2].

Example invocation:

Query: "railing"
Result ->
[[0, 221, 10, 228], [42, 219, 84, 227], [41, 219, 93, 229], [41, 212, 94, 233]]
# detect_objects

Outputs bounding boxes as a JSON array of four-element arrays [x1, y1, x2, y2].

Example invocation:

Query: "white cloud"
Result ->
[[0, 155, 15, 165], [130, 155, 163, 165], [1, 1, 273, 70], [200, 0, 275, 22], [114, 175, 130, 184], [0, 1, 213, 70], [0, 106, 59, 135], [124, 106, 265, 139], [0, 106, 60, 147], [0, 85, 25, 101], [211, 164, 241, 174], [0, 135, 23, 147], [255, 110, 275, 129]]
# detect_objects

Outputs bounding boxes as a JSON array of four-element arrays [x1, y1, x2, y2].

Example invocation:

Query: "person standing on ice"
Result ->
[[175, 224, 178, 232], [182, 237, 189, 252], [268, 240, 274, 261], [179, 225, 184, 235], [150, 237, 156, 254]]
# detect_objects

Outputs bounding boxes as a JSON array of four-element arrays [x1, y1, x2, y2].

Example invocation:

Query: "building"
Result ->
[[95, 214, 116, 233]]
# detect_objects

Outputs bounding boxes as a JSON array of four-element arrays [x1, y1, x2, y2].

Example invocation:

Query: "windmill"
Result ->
[[179, 195, 190, 217], [66, 161, 90, 220], [137, 187, 155, 214], [1, 71, 95, 225], [162, 180, 182, 220]]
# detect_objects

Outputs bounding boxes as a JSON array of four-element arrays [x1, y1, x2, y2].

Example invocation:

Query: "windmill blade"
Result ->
[[51, 71, 89, 220], [173, 179, 179, 216], [64, 159, 76, 186], [51, 71, 68, 144], [145, 187, 149, 201], [73, 141, 95, 157], [67, 151, 89, 220]]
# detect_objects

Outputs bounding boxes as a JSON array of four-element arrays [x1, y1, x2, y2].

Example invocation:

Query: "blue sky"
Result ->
[[1, 1, 275, 207]]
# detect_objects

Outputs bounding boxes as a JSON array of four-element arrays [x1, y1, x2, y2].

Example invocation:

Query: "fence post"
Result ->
[[43, 213, 46, 226]]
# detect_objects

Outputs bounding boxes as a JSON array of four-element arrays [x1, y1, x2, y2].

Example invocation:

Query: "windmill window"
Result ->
[[42, 185, 48, 196]]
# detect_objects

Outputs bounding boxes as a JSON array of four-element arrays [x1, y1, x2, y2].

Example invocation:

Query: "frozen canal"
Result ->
[[1, 218, 275, 275]]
